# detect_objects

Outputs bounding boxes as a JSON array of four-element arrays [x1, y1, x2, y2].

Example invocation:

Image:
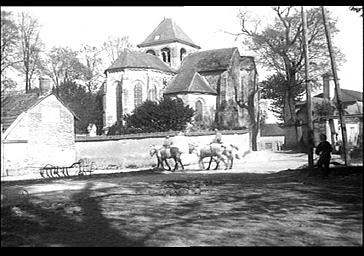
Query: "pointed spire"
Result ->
[[137, 18, 200, 49]]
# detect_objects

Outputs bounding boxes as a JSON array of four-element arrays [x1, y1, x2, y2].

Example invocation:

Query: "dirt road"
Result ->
[[1, 161, 362, 247]]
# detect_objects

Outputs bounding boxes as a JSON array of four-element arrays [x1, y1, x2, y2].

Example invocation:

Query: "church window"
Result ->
[[180, 48, 187, 61], [148, 85, 157, 101], [154, 35, 160, 40], [134, 82, 143, 107], [116, 82, 123, 123], [161, 47, 171, 64], [195, 100, 203, 122], [146, 49, 156, 56]]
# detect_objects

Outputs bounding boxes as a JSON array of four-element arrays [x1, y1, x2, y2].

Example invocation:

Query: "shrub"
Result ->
[[122, 96, 195, 133]]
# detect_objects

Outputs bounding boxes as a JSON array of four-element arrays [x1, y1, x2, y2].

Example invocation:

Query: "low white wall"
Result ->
[[75, 132, 250, 169]]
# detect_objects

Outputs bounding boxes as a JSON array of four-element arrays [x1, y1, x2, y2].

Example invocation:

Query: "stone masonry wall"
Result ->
[[2, 95, 76, 173]]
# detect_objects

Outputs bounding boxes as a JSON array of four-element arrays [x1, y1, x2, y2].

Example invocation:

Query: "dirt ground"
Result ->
[[1, 164, 362, 247]]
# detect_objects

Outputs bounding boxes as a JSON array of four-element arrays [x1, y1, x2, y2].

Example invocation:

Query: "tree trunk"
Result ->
[[283, 67, 299, 149], [248, 92, 259, 151], [25, 71, 29, 93]]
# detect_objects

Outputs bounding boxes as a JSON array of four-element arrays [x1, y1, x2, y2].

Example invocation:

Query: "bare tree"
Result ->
[[79, 44, 104, 92], [234, 60, 261, 151], [44, 46, 88, 88], [16, 12, 44, 93], [1, 11, 19, 74], [233, 6, 344, 147], [101, 35, 133, 65], [1, 11, 20, 93]]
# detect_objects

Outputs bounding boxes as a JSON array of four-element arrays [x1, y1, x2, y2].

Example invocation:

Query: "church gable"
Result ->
[[137, 18, 200, 49]]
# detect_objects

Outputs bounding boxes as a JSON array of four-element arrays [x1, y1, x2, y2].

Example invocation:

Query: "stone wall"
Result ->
[[2, 95, 76, 173], [75, 131, 250, 169], [177, 93, 216, 125]]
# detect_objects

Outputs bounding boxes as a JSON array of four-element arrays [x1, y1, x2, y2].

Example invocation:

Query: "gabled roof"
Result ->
[[165, 47, 238, 94], [173, 72, 217, 95], [105, 49, 175, 74], [1, 92, 78, 132], [137, 18, 200, 49]]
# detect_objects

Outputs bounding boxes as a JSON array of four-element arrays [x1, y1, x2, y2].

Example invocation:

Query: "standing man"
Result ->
[[316, 134, 333, 177]]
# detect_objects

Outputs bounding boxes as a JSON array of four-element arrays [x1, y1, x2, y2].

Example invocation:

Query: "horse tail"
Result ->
[[230, 144, 239, 151]]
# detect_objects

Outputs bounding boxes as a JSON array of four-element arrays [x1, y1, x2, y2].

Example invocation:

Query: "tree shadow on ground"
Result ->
[[2, 166, 362, 246], [1, 182, 142, 247]]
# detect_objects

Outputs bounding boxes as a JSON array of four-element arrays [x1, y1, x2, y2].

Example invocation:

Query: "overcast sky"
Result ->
[[3, 6, 363, 92]]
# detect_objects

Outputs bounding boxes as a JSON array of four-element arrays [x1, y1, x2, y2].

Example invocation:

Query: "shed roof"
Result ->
[[105, 49, 175, 73], [137, 18, 200, 49]]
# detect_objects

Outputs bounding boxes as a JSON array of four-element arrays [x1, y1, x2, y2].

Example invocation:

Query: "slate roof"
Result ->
[[137, 18, 200, 49], [1, 93, 78, 132], [165, 47, 238, 94], [260, 123, 285, 137], [176, 72, 217, 95], [334, 88, 363, 103], [105, 50, 175, 73]]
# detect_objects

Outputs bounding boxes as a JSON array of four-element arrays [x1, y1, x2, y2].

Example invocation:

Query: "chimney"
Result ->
[[322, 73, 335, 101], [39, 76, 53, 96]]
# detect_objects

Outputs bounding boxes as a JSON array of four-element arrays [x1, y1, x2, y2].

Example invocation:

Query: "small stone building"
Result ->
[[295, 74, 363, 149], [258, 123, 285, 151], [103, 18, 258, 131], [1, 88, 78, 175]]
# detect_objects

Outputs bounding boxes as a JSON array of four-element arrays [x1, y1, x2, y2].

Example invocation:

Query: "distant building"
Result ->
[[258, 123, 285, 151], [295, 74, 363, 149], [1, 79, 79, 175], [103, 18, 258, 131]]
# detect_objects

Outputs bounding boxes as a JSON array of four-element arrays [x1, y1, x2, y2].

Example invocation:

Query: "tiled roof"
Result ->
[[170, 72, 217, 95], [137, 18, 200, 49], [1, 93, 41, 131], [334, 89, 363, 102], [314, 89, 362, 102], [260, 123, 285, 137], [1, 92, 79, 133], [105, 50, 175, 73], [165, 47, 238, 94]]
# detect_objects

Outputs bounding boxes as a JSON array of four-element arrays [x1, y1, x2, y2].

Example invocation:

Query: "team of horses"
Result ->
[[149, 142, 240, 171]]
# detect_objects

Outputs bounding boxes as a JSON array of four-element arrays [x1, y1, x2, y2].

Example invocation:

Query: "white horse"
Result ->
[[189, 143, 240, 170], [149, 145, 184, 171]]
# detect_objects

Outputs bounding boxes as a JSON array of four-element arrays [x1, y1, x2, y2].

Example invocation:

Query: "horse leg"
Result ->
[[221, 157, 228, 170], [230, 157, 234, 169], [206, 157, 213, 170], [214, 157, 220, 170], [199, 157, 205, 170], [179, 158, 184, 170], [164, 159, 171, 171], [172, 157, 178, 172]]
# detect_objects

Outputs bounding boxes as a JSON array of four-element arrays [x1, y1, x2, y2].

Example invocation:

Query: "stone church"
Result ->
[[103, 18, 258, 131]]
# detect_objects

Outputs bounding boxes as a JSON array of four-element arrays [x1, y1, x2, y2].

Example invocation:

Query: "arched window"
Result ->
[[180, 48, 186, 61], [116, 82, 123, 123], [148, 84, 157, 101], [195, 100, 203, 122], [134, 83, 143, 107], [161, 47, 171, 64], [146, 49, 156, 56]]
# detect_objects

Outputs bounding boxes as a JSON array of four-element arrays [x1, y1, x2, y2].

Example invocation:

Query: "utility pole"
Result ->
[[301, 6, 314, 168], [321, 6, 349, 166]]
